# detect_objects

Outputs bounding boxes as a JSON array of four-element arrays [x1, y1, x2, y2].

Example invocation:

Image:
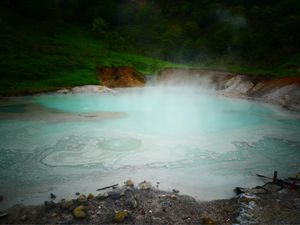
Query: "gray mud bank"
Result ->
[[0, 179, 299, 225]]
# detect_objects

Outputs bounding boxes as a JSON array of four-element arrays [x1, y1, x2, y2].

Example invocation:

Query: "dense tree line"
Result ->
[[1, 0, 300, 66]]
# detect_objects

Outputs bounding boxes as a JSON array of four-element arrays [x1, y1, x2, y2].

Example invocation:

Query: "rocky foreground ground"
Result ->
[[0, 179, 299, 225]]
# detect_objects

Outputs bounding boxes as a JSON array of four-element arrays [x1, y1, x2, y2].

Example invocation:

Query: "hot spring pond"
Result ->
[[0, 87, 300, 209]]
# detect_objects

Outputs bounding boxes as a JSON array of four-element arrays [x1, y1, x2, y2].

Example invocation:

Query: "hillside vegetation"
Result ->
[[0, 0, 299, 95]]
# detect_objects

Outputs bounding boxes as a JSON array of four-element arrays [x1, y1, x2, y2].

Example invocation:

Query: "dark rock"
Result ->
[[172, 189, 179, 194], [50, 193, 56, 199], [108, 191, 121, 200], [44, 200, 56, 210], [0, 195, 3, 202]]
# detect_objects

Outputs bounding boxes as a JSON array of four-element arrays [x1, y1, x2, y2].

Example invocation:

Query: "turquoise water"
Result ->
[[0, 87, 300, 209]]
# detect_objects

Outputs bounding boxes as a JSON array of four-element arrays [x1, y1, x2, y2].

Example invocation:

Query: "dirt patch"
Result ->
[[96, 66, 146, 88]]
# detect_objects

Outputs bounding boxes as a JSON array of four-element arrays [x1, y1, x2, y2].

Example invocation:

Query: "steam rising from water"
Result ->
[[0, 84, 300, 209]]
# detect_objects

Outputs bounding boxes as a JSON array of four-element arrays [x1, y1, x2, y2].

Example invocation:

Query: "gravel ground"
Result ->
[[0, 180, 299, 225]]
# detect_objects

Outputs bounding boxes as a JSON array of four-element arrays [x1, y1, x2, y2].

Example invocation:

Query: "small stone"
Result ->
[[138, 181, 151, 190], [172, 189, 180, 194], [51, 212, 57, 217], [170, 194, 177, 200], [202, 217, 215, 224], [182, 215, 190, 220], [128, 198, 138, 209], [87, 193, 94, 200], [20, 215, 27, 222], [73, 205, 86, 219], [50, 193, 56, 199], [44, 200, 56, 210], [109, 191, 121, 200], [75, 192, 80, 196], [113, 210, 128, 223], [97, 192, 109, 200], [77, 194, 87, 204], [0, 195, 3, 202], [60, 199, 74, 209], [125, 179, 134, 187]]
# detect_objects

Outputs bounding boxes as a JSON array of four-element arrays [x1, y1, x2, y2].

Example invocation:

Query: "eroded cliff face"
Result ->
[[248, 77, 300, 111], [157, 68, 300, 111], [96, 66, 146, 88]]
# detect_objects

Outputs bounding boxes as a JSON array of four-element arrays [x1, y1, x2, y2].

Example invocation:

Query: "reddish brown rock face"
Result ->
[[249, 76, 300, 96], [96, 66, 145, 88]]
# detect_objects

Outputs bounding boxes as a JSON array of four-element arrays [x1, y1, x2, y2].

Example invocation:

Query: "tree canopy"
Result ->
[[1, 0, 300, 66]]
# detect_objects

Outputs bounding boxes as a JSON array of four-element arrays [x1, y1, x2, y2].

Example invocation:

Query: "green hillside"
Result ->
[[0, 12, 177, 96], [0, 0, 299, 95]]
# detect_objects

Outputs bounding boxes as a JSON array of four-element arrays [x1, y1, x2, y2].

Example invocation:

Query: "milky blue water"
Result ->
[[0, 87, 300, 209]]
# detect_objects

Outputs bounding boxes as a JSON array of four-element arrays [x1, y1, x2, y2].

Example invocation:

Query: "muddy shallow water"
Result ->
[[0, 87, 300, 210]]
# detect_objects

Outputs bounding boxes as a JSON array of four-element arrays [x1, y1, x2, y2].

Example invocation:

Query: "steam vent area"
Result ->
[[1, 67, 300, 224]]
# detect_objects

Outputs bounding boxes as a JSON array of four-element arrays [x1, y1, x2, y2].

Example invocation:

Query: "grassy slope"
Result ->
[[1, 11, 299, 96], [0, 12, 177, 96]]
